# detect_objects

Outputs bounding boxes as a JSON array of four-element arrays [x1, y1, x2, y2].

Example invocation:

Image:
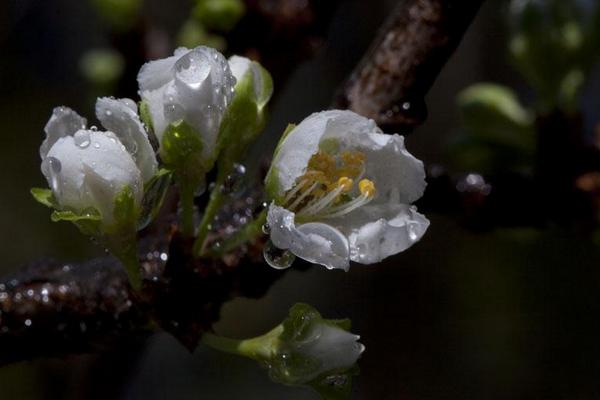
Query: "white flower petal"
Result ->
[[141, 87, 168, 141], [40, 106, 87, 160], [332, 204, 430, 264], [299, 323, 364, 382], [170, 46, 235, 159], [95, 97, 158, 182], [270, 111, 334, 195], [228, 55, 266, 100], [267, 204, 350, 270], [359, 133, 426, 205], [43, 130, 142, 224], [137, 53, 181, 92]]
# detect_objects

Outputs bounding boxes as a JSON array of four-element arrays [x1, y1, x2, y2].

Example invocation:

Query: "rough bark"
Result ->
[[336, 0, 484, 132]]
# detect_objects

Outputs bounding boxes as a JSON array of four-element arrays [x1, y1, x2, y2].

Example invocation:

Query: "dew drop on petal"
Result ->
[[407, 224, 419, 241], [93, 142, 101, 149], [90, 125, 98, 131], [73, 130, 91, 148], [47, 156, 62, 195], [263, 240, 296, 270]]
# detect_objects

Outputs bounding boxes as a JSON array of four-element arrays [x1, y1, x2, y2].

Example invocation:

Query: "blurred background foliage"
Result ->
[[1, 0, 600, 399]]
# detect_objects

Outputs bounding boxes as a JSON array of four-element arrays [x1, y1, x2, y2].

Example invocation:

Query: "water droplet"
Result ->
[[90, 125, 98, 131], [93, 142, 101, 149], [47, 157, 62, 195], [73, 130, 91, 148], [407, 224, 418, 241], [164, 103, 184, 121], [263, 240, 295, 270], [262, 223, 270, 234], [220, 163, 247, 194], [105, 110, 112, 117], [159, 252, 168, 262], [24, 319, 32, 327]]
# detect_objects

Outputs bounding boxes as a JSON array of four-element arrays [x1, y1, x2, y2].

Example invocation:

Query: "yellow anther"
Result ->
[[358, 179, 376, 197], [337, 177, 354, 192]]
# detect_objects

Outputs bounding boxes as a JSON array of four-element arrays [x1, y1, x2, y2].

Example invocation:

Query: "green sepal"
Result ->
[[30, 188, 56, 208], [161, 120, 208, 180], [216, 62, 273, 169], [139, 168, 172, 230], [138, 100, 154, 134], [51, 208, 102, 236], [110, 185, 139, 234]]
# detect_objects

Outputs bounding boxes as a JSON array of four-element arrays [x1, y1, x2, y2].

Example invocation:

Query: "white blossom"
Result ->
[[40, 98, 157, 226], [137, 46, 236, 161], [265, 110, 429, 270]]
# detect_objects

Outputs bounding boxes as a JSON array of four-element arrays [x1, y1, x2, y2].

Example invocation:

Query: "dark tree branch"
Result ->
[[336, 0, 484, 132]]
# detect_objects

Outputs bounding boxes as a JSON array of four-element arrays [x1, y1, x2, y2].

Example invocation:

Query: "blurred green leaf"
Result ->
[[193, 0, 245, 32], [177, 19, 226, 51], [79, 48, 125, 86]]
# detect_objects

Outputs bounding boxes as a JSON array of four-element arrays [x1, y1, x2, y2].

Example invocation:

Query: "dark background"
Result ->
[[1, 0, 600, 399]]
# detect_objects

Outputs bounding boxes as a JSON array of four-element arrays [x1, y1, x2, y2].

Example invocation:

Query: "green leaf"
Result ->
[[30, 188, 56, 208]]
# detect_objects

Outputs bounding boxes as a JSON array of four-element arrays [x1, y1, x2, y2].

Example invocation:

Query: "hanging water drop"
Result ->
[[90, 125, 98, 131], [263, 240, 295, 270]]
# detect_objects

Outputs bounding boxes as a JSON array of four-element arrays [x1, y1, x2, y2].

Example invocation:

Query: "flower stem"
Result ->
[[109, 234, 142, 292], [207, 209, 267, 257], [179, 179, 196, 238], [201, 325, 282, 361], [193, 174, 226, 256]]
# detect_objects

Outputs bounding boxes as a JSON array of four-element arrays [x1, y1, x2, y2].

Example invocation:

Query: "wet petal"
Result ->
[[331, 204, 429, 264], [137, 52, 182, 92], [44, 130, 142, 224], [40, 106, 87, 160], [267, 204, 350, 270], [95, 97, 158, 182]]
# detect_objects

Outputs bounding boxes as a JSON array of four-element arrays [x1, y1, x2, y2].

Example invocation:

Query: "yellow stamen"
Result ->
[[337, 177, 354, 192], [359, 179, 376, 197]]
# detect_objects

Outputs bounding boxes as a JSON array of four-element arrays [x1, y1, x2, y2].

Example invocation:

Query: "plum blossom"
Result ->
[[265, 110, 429, 270], [39, 97, 157, 227], [137, 46, 236, 163]]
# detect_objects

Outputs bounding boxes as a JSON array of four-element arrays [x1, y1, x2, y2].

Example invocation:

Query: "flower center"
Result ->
[[281, 150, 376, 220]]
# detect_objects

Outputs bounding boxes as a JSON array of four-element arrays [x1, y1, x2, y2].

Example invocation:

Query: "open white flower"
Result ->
[[39, 98, 157, 226], [137, 46, 236, 162], [265, 110, 429, 270]]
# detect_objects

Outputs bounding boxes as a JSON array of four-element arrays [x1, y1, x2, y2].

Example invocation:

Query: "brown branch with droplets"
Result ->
[[336, 0, 485, 133]]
